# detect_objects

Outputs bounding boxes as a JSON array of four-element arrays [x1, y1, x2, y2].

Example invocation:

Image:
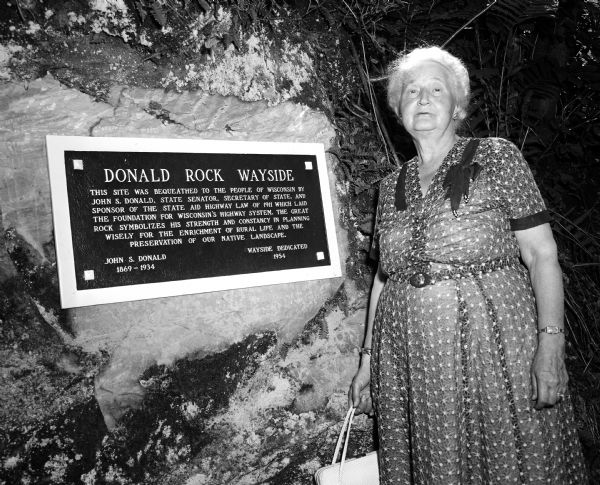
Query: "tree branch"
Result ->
[[350, 39, 401, 166], [442, 0, 499, 48]]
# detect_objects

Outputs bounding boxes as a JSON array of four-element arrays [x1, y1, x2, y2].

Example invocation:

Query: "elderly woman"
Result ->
[[349, 46, 588, 484]]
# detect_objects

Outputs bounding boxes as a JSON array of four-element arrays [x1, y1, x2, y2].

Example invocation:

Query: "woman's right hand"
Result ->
[[348, 362, 373, 415]]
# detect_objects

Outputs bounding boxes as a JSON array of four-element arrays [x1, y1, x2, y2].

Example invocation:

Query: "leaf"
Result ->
[[135, 1, 147, 23], [150, 0, 167, 27], [319, 6, 335, 27], [222, 33, 233, 49], [204, 36, 218, 49], [197, 0, 210, 12], [489, 0, 557, 28]]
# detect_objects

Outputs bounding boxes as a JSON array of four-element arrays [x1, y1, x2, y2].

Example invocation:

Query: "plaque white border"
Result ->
[[46, 136, 342, 308]]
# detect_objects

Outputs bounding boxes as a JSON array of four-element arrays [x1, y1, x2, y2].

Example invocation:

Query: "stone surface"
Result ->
[[0, 76, 115, 259], [0, 206, 16, 282], [0, 76, 350, 427], [285, 307, 366, 414]]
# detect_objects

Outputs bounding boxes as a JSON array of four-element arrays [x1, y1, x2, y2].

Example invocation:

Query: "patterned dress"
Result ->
[[370, 137, 588, 484]]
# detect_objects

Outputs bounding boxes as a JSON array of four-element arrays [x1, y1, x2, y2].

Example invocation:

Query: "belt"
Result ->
[[390, 256, 519, 288]]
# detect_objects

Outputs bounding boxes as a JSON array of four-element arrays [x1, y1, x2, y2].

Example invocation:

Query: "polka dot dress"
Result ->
[[370, 137, 588, 484]]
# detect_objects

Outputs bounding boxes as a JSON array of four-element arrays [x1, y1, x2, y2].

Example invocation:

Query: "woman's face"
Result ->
[[398, 61, 458, 136]]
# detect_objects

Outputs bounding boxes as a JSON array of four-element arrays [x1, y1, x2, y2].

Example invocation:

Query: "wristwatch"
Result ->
[[538, 326, 564, 334]]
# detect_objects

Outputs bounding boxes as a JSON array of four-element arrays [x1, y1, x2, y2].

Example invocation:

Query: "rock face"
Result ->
[[0, 76, 350, 428]]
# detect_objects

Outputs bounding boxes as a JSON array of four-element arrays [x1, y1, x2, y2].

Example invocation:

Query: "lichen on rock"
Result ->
[[88, 0, 136, 42], [160, 20, 315, 105]]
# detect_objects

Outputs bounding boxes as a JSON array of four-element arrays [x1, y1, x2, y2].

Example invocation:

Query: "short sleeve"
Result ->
[[486, 138, 551, 231]]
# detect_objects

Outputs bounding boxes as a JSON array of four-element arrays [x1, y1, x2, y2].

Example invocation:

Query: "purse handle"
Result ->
[[331, 407, 357, 483]]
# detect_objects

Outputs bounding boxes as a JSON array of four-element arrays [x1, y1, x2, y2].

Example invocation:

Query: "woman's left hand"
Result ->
[[530, 334, 568, 410]]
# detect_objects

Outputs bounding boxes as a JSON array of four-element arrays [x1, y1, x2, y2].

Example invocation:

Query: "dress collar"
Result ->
[[407, 137, 468, 203]]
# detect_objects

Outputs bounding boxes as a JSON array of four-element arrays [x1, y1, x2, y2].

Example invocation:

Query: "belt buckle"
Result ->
[[408, 272, 431, 288]]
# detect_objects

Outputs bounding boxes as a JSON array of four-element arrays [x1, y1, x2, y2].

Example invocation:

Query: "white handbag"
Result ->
[[314, 407, 380, 485]]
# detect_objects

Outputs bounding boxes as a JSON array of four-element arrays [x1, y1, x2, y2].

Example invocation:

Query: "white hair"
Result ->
[[387, 46, 470, 121]]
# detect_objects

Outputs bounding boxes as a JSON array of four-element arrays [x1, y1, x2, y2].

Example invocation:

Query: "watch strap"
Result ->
[[538, 326, 564, 334]]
